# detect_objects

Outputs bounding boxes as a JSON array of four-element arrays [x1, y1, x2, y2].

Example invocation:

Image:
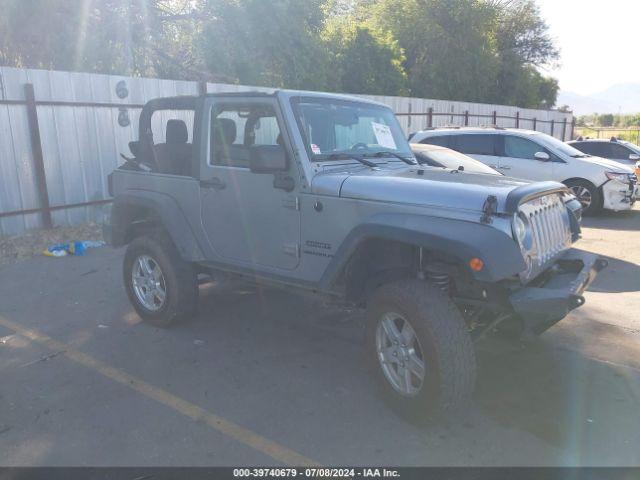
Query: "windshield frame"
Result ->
[[290, 96, 413, 163]]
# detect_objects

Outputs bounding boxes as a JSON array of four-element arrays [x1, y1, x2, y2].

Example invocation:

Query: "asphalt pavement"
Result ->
[[0, 207, 638, 466]]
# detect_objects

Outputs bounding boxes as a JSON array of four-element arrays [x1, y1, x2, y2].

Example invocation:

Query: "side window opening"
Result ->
[[503, 136, 543, 160], [210, 104, 282, 168], [455, 134, 496, 155]]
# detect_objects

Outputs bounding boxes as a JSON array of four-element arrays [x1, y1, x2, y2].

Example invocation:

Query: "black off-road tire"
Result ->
[[366, 280, 476, 420], [123, 233, 198, 327], [564, 179, 602, 215]]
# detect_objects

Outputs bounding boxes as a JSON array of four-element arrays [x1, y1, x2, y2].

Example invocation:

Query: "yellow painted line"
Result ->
[[0, 315, 320, 466]]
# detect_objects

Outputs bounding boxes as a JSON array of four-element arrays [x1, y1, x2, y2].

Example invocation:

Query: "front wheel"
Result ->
[[564, 179, 602, 215], [366, 280, 476, 420], [123, 233, 198, 327]]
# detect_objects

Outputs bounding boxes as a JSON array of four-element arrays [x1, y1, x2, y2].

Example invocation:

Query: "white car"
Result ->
[[409, 127, 637, 214]]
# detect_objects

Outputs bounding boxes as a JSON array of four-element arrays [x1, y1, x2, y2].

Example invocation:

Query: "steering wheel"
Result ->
[[350, 142, 369, 151]]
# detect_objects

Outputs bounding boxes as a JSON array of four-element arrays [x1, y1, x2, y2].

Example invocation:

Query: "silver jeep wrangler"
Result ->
[[104, 90, 606, 418]]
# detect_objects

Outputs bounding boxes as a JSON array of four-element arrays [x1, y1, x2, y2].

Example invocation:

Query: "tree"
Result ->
[[199, 0, 330, 89], [0, 0, 208, 79], [360, 0, 559, 108], [322, 17, 406, 95], [363, 0, 499, 102], [599, 114, 615, 127], [0, 0, 563, 108], [490, 0, 559, 107]]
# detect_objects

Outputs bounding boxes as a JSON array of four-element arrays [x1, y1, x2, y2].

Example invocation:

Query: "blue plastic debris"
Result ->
[[43, 240, 105, 257]]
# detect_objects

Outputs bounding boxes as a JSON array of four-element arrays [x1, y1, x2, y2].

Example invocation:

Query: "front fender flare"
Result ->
[[319, 213, 525, 288]]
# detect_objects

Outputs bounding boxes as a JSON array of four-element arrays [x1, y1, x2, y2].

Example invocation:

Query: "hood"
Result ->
[[579, 155, 635, 172], [312, 166, 566, 214]]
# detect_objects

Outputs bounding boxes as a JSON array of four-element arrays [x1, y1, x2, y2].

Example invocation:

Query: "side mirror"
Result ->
[[534, 151, 550, 162], [629, 154, 640, 161], [249, 145, 288, 174]]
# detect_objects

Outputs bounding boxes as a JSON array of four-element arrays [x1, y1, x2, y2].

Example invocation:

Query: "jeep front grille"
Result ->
[[518, 194, 572, 282]]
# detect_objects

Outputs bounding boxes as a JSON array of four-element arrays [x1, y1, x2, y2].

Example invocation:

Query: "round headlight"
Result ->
[[513, 214, 526, 243], [513, 213, 533, 250]]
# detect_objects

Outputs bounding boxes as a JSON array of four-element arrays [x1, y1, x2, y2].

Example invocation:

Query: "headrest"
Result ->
[[212, 118, 237, 147], [166, 119, 188, 144]]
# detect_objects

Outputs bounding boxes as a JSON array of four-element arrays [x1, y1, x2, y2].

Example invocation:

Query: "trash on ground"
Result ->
[[98, 324, 109, 329], [43, 240, 105, 258], [193, 339, 205, 346]]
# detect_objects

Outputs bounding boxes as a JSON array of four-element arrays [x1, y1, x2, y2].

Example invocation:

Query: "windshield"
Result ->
[[291, 97, 412, 161], [414, 148, 501, 175], [541, 133, 592, 157]]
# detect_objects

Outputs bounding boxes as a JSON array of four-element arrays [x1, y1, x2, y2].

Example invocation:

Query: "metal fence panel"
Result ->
[[0, 66, 573, 236]]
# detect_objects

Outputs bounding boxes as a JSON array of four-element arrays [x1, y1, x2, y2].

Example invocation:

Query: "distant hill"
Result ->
[[557, 83, 640, 115]]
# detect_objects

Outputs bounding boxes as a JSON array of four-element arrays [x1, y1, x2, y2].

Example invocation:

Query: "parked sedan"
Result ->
[[568, 137, 640, 175]]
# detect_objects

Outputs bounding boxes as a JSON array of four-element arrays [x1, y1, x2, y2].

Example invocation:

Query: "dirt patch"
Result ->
[[0, 223, 103, 268]]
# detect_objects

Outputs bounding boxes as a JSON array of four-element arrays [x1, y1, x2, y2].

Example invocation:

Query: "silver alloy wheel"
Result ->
[[569, 185, 592, 209], [131, 254, 167, 311], [375, 312, 426, 396]]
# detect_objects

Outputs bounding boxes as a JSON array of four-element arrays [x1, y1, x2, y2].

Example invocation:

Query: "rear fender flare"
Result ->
[[109, 191, 206, 261]]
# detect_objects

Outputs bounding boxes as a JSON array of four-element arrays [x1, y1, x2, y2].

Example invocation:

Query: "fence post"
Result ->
[[492, 110, 497, 125], [515, 111, 520, 128], [550, 119, 555, 137], [198, 80, 207, 96], [464, 110, 469, 126], [571, 118, 576, 140], [407, 102, 412, 130], [561, 118, 567, 141], [533, 117, 537, 131], [427, 107, 433, 128], [24, 83, 53, 229]]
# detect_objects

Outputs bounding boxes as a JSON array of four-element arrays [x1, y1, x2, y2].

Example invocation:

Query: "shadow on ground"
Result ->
[[581, 208, 640, 232], [579, 251, 640, 294], [475, 331, 640, 453]]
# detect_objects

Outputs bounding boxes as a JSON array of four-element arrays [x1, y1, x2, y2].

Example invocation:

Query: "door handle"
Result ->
[[200, 177, 226, 190], [499, 166, 511, 170]]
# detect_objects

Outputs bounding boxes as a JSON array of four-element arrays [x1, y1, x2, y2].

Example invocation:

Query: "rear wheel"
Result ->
[[123, 233, 198, 327], [564, 179, 601, 215], [366, 280, 476, 420]]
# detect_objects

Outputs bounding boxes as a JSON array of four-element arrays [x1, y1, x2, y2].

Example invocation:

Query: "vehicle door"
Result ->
[[450, 134, 502, 170], [496, 135, 557, 181], [199, 98, 301, 271]]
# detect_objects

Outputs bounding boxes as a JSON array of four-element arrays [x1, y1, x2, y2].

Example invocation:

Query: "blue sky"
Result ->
[[536, 0, 640, 94]]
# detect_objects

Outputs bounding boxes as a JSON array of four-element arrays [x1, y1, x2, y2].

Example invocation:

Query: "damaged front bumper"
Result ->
[[509, 249, 608, 334], [602, 179, 637, 211]]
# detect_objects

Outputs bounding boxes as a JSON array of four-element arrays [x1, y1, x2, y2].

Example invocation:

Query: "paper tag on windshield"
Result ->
[[311, 144, 321, 154], [371, 122, 397, 150]]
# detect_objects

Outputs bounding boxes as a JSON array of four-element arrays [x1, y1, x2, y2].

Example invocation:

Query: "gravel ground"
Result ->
[[0, 223, 103, 268]]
